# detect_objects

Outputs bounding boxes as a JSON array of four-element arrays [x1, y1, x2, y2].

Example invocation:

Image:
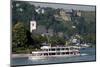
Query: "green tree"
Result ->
[[50, 36, 66, 46], [12, 22, 28, 52], [12, 1, 36, 29]]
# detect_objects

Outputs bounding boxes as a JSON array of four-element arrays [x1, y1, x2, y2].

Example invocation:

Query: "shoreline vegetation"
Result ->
[[12, 54, 31, 58]]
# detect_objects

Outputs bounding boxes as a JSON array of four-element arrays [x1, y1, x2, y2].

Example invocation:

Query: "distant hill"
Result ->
[[12, 1, 96, 40]]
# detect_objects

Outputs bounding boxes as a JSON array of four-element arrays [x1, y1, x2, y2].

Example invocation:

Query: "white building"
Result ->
[[30, 21, 36, 32], [72, 38, 77, 43]]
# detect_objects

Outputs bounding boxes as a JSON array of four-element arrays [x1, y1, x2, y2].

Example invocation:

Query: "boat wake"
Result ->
[[81, 53, 88, 56]]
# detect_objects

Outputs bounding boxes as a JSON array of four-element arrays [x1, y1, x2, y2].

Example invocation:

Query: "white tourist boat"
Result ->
[[29, 46, 80, 60]]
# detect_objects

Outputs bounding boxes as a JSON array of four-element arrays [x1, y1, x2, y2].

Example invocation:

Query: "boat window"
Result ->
[[66, 48, 69, 50], [51, 53, 56, 55], [44, 53, 48, 56], [70, 47, 74, 50], [62, 52, 66, 55], [37, 53, 41, 56], [57, 52, 60, 55], [66, 52, 69, 54], [73, 52, 76, 55], [51, 49, 55, 51], [57, 48, 60, 51], [75, 48, 78, 50], [62, 48, 65, 50], [49, 49, 51, 51], [40, 53, 42, 56], [49, 53, 52, 55], [41, 53, 44, 55], [43, 49, 48, 51], [70, 52, 73, 54]]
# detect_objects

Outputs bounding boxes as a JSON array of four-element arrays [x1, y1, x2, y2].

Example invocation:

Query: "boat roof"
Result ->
[[41, 46, 80, 49], [41, 46, 51, 49]]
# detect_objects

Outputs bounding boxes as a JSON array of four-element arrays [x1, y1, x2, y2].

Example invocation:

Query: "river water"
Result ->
[[11, 47, 96, 66]]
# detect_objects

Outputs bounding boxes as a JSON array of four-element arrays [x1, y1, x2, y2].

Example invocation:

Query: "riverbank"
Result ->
[[12, 54, 32, 58]]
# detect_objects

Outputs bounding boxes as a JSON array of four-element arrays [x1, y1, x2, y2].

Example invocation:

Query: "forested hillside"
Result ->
[[12, 1, 96, 53]]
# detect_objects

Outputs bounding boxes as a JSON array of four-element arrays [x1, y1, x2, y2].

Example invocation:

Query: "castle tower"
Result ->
[[30, 21, 36, 32]]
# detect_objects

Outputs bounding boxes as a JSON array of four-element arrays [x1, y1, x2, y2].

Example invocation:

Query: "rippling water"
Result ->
[[11, 48, 96, 66]]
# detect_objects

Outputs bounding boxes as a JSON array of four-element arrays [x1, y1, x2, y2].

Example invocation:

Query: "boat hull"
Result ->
[[28, 54, 80, 60]]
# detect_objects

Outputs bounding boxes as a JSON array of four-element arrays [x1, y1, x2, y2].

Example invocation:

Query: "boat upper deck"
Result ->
[[32, 46, 80, 54], [41, 46, 80, 50]]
